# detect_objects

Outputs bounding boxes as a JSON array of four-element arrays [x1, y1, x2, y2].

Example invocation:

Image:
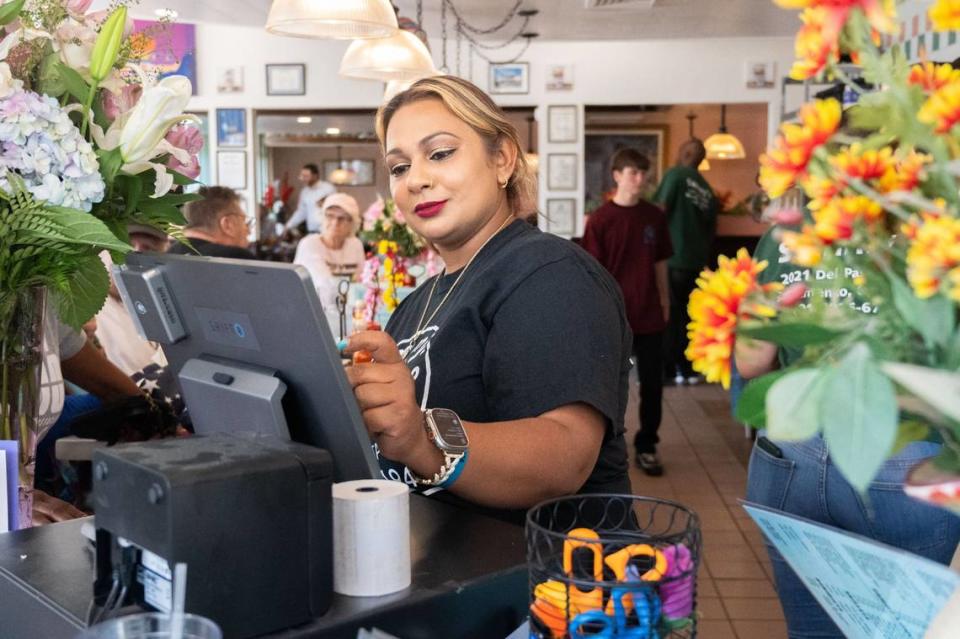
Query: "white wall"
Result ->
[[176, 20, 795, 234]]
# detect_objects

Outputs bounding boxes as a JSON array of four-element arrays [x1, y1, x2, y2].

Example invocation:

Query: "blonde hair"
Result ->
[[376, 75, 537, 216]]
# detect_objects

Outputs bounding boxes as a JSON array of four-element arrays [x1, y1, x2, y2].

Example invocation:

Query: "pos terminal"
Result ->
[[94, 253, 381, 636]]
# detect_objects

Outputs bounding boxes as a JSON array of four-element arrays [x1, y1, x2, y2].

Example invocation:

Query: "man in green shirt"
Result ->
[[654, 139, 718, 384]]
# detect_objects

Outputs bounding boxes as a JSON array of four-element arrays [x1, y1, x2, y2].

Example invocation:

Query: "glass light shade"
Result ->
[[265, 0, 398, 40], [704, 132, 746, 160], [328, 167, 355, 185], [340, 30, 437, 82], [698, 158, 710, 171]]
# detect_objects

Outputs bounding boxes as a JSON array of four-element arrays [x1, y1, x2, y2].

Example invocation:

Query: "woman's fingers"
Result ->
[[344, 330, 403, 364]]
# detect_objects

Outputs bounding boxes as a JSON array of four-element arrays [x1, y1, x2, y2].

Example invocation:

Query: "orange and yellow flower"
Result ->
[[777, 0, 897, 79], [760, 99, 842, 198], [919, 78, 960, 133], [813, 195, 884, 242], [685, 249, 780, 389], [782, 227, 825, 266], [877, 151, 930, 194], [930, 0, 960, 31], [905, 214, 960, 301], [801, 173, 843, 211], [790, 7, 841, 80], [907, 62, 960, 92]]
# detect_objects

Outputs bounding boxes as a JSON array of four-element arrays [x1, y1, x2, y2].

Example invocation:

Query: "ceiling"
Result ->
[[106, 0, 800, 42]]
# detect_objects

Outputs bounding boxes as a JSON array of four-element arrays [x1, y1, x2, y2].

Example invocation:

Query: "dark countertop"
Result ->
[[0, 495, 528, 639]]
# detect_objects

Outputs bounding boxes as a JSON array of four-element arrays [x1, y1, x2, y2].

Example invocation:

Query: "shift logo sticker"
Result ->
[[374, 325, 443, 493]]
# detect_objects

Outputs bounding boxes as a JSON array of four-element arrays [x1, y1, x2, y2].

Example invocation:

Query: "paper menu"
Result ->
[[743, 502, 960, 639], [0, 440, 16, 532]]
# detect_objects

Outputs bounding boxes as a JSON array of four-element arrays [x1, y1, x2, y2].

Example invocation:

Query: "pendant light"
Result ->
[[340, 28, 437, 81], [328, 146, 355, 185], [686, 112, 710, 172], [704, 104, 746, 160], [265, 0, 398, 40], [524, 114, 539, 174]]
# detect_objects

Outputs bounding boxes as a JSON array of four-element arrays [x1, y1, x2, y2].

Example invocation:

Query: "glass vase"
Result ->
[[0, 287, 47, 530]]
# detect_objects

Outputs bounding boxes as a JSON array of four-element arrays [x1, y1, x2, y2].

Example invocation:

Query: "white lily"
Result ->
[[89, 75, 197, 198], [119, 75, 193, 164]]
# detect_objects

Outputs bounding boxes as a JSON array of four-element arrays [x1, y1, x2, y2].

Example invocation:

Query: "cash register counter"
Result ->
[[0, 495, 528, 639]]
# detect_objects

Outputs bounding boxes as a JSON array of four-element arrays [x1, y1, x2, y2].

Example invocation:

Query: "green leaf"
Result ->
[[170, 169, 199, 187], [0, 0, 25, 26], [821, 343, 898, 492], [56, 62, 91, 103], [114, 174, 143, 216], [889, 274, 955, 348], [883, 362, 960, 424], [765, 368, 825, 441], [38, 54, 67, 97], [735, 370, 788, 428], [97, 147, 123, 182], [54, 253, 110, 329], [737, 322, 845, 348], [892, 420, 930, 455], [24, 206, 131, 253]]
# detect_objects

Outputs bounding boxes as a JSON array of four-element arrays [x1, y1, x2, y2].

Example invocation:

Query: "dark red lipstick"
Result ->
[[414, 200, 447, 218]]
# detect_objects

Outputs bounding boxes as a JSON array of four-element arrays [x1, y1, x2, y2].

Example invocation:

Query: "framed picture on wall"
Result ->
[[546, 198, 576, 236], [489, 62, 529, 94], [216, 108, 246, 147], [547, 153, 578, 191], [217, 150, 247, 190], [584, 128, 666, 212], [323, 159, 375, 186], [547, 105, 578, 143], [266, 63, 306, 96]]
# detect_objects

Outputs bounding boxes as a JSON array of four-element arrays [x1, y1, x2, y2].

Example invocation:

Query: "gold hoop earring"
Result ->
[[499, 177, 509, 190]]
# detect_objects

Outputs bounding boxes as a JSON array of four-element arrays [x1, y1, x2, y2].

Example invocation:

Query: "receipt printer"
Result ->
[[92, 434, 333, 638]]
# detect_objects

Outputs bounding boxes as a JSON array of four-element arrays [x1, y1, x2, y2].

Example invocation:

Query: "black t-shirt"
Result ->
[[383, 220, 633, 522], [167, 238, 257, 260]]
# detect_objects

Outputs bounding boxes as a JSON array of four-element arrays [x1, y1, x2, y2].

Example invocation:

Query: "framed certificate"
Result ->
[[266, 63, 306, 96], [547, 153, 578, 191], [546, 198, 576, 236], [548, 105, 578, 143], [217, 150, 247, 190]]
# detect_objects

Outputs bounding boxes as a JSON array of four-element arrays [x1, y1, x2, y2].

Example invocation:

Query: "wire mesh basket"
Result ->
[[526, 495, 702, 638]]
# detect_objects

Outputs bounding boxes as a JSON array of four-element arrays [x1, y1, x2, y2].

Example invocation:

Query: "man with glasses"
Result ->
[[168, 186, 257, 259]]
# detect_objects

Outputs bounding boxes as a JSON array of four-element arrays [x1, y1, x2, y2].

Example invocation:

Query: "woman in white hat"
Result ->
[[294, 192, 366, 282]]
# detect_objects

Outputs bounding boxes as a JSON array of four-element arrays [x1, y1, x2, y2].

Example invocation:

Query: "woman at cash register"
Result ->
[[344, 76, 633, 522]]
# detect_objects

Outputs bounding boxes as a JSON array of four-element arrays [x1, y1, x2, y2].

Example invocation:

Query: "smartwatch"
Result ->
[[412, 408, 469, 487]]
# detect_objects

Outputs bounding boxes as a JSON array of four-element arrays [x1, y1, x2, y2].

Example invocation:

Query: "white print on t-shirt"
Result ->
[[397, 325, 438, 410], [684, 178, 714, 212]]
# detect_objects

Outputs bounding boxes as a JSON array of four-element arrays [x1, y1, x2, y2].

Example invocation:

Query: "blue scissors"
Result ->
[[568, 610, 615, 638], [609, 586, 661, 639]]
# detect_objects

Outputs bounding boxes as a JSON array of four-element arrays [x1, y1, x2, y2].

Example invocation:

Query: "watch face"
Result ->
[[431, 409, 468, 450]]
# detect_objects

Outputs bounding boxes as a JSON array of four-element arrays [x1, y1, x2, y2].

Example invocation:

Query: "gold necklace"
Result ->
[[409, 215, 515, 349]]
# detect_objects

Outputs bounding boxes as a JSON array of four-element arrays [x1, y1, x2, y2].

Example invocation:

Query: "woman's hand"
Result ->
[[32, 489, 87, 526], [344, 331, 443, 476]]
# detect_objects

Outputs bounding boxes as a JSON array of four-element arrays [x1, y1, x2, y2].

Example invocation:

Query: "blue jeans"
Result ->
[[746, 436, 960, 639]]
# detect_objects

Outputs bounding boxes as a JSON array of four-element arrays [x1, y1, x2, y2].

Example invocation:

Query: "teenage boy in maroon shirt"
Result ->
[[581, 148, 672, 476]]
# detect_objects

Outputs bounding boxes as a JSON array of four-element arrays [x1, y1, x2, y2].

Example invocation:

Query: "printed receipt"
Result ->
[[743, 503, 960, 639]]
